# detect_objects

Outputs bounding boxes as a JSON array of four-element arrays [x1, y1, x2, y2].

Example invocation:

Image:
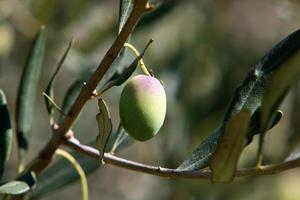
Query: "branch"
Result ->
[[28, 0, 149, 175], [64, 138, 300, 179]]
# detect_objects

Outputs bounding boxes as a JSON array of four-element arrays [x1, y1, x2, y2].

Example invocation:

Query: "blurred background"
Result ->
[[2, 0, 300, 199]]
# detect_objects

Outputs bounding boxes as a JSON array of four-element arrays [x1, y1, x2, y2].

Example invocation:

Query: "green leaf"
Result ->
[[246, 108, 282, 145], [118, 0, 134, 34], [177, 128, 220, 171], [178, 28, 300, 171], [31, 146, 98, 200], [209, 110, 251, 183], [16, 26, 46, 150], [44, 38, 74, 122], [261, 49, 300, 133], [0, 89, 12, 179], [117, 0, 134, 59], [257, 29, 300, 163], [99, 40, 152, 95], [0, 181, 30, 195], [96, 98, 112, 162]]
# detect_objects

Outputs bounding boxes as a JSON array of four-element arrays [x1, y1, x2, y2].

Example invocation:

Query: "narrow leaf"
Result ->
[[44, 38, 74, 121], [119, 0, 134, 33], [99, 39, 152, 95], [96, 98, 112, 162], [261, 51, 300, 133], [209, 110, 251, 183], [16, 26, 46, 150], [0, 181, 30, 195], [177, 128, 221, 171], [0, 89, 12, 179], [246, 108, 282, 145]]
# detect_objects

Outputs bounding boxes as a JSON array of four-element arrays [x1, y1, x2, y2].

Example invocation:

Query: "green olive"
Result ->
[[119, 75, 167, 141]]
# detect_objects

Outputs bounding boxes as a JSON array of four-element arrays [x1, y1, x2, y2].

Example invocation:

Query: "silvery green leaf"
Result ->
[[119, 0, 134, 33], [16, 26, 46, 150], [0, 181, 30, 195]]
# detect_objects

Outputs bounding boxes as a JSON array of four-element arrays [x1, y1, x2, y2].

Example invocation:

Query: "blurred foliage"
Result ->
[[2, 0, 300, 199]]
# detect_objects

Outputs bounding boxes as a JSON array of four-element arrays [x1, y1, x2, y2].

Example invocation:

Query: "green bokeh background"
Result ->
[[1, 0, 300, 199]]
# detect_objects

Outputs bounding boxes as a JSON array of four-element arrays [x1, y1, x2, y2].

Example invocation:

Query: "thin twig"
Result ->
[[64, 138, 300, 180], [27, 0, 149, 176]]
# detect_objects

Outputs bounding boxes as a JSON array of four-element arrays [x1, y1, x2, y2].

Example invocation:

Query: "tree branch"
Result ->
[[28, 0, 149, 175], [64, 138, 300, 179]]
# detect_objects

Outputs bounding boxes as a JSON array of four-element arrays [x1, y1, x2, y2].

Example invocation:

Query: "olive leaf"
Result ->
[[99, 39, 153, 95], [178, 28, 300, 171], [96, 98, 112, 162], [177, 128, 220, 171], [0, 181, 30, 195], [16, 26, 46, 150], [246, 108, 282, 145], [209, 110, 251, 183], [0, 89, 12, 179], [44, 38, 74, 123], [0, 171, 36, 195], [261, 45, 300, 133], [257, 29, 300, 162], [119, 0, 134, 34]]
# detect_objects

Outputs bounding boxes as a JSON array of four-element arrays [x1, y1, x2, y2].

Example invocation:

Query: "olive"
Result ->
[[119, 75, 167, 141]]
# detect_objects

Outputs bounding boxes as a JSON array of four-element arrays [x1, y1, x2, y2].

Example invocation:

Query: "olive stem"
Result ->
[[64, 137, 300, 180], [55, 149, 88, 200], [124, 42, 151, 76]]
